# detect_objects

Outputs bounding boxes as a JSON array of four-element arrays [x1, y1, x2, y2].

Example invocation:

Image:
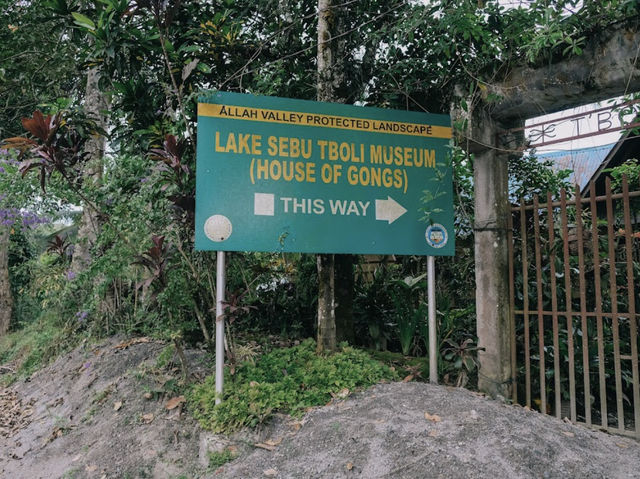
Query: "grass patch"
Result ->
[[189, 338, 397, 433], [208, 448, 237, 469], [0, 316, 75, 383]]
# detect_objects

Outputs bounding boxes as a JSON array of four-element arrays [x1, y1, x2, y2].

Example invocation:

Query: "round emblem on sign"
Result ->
[[425, 223, 448, 248], [204, 215, 232, 242]]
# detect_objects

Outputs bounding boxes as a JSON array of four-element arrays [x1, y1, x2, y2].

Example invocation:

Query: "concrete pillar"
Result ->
[[473, 126, 512, 398]]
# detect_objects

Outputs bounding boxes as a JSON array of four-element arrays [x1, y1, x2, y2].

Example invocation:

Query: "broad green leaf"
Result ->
[[71, 12, 96, 31], [197, 63, 212, 74]]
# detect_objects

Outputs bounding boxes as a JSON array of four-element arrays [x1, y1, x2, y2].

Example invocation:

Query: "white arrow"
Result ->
[[375, 196, 407, 224]]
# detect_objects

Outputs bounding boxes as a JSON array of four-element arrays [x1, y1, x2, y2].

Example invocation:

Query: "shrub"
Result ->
[[189, 338, 397, 433]]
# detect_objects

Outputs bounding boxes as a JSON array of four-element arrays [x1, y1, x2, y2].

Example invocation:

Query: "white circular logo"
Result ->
[[204, 215, 232, 242], [425, 223, 448, 248]]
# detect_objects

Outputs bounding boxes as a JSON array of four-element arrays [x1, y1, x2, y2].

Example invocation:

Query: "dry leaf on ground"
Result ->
[[264, 438, 283, 447], [424, 412, 441, 422], [346, 462, 354, 471], [263, 468, 278, 476], [141, 413, 154, 424], [0, 390, 34, 438], [255, 443, 276, 451], [165, 396, 185, 410], [113, 401, 123, 411], [113, 337, 151, 350]]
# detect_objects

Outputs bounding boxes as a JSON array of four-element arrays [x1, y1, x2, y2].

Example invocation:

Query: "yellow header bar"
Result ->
[[198, 103, 452, 139]]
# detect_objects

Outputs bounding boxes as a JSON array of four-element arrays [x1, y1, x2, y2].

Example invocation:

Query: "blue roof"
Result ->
[[535, 143, 617, 191]]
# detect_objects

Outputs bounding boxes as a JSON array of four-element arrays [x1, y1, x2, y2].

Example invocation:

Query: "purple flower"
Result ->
[[76, 311, 88, 322], [66, 270, 76, 281]]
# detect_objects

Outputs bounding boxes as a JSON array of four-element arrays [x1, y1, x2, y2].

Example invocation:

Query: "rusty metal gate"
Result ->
[[508, 175, 640, 438]]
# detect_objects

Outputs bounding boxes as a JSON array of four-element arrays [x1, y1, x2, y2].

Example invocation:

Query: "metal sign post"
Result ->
[[215, 250, 226, 405], [427, 255, 437, 384]]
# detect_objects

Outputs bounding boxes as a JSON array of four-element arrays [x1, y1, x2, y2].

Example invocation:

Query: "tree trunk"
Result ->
[[0, 226, 12, 336], [317, 253, 336, 352], [316, 0, 353, 352], [71, 67, 107, 272], [335, 254, 355, 344]]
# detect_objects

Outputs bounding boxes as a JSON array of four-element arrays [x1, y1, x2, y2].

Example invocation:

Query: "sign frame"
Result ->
[[196, 91, 454, 256]]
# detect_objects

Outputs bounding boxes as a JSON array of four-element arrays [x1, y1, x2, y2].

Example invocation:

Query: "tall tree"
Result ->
[[70, 66, 108, 271], [316, 0, 356, 351], [316, 0, 337, 352]]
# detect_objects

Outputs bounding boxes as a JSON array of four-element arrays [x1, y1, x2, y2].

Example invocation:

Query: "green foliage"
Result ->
[[0, 314, 76, 382], [509, 151, 572, 203], [353, 266, 394, 351], [390, 274, 426, 356], [367, 1, 639, 114], [441, 338, 481, 388], [155, 344, 176, 370], [189, 339, 396, 433], [605, 158, 640, 191], [207, 449, 237, 469], [0, 0, 81, 138], [240, 253, 318, 338]]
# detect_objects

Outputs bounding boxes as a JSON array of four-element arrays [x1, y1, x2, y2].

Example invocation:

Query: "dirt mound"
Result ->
[[1, 338, 639, 479], [0, 336, 214, 479], [218, 382, 640, 478]]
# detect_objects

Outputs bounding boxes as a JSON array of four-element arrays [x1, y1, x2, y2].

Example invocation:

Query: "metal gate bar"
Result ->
[[546, 191, 562, 419], [589, 181, 607, 429], [622, 176, 640, 436], [560, 188, 577, 422], [574, 184, 592, 427], [532, 195, 546, 416], [605, 177, 624, 431]]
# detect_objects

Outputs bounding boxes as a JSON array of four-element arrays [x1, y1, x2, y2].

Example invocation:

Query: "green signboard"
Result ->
[[195, 91, 454, 255]]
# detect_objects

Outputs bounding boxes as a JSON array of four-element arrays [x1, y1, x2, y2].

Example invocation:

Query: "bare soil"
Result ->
[[1, 337, 638, 479]]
